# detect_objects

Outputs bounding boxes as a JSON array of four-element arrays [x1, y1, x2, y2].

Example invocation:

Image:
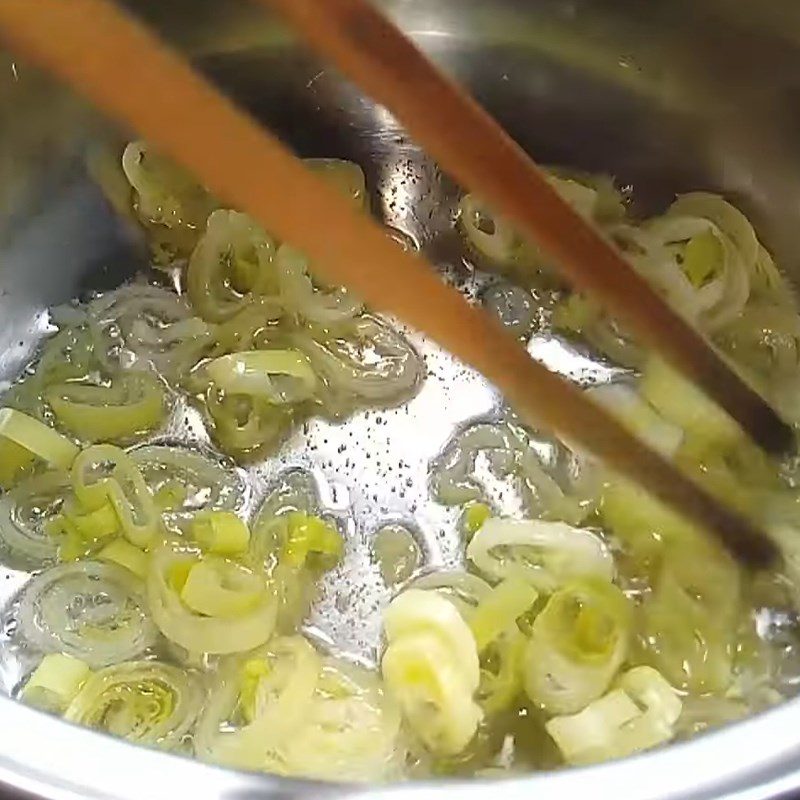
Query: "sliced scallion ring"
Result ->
[[0, 407, 79, 472], [206, 349, 317, 405], [0, 471, 69, 570], [47, 371, 166, 444], [188, 209, 278, 322], [523, 577, 632, 715], [18, 561, 157, 667], [467, 518, 614, 592], [289, 314, 421, 415], [129, 444, 248, 526], [121, 140, 216, 263], [147, 544, 277, 654], [304, 158, 367, 210], [381, 589, 482, 756], [65, 660, 203, 749], [72, 445, 160, 548], [195, 635, 321, 768], [276, 244, 362, 327], [21, 652, 92, 714]]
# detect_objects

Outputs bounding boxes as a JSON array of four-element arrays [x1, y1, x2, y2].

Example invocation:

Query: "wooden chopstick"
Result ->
[[0, 0, 778, 568], [259, 0, 794, 457]]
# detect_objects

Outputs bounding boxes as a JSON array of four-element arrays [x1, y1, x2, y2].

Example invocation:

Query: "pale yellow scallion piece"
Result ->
[[206, 349, 317, 404], [22, 653, 92, 714], [71, 445, 160, 548], [304, 158, 367, 210], [0, 439, 37, 490], [56, 526, 90, 563], [641, 356, 742, 450], [682, 230, 723, 288], [191, 511, 250, 555], [523, 578, 632, 715], [381, 589, 483, 756], [283, 511, 343, 568], [65, 502, 120, 542], [238, 657, 272, 724], [180, 558, 264, 618], [0, 408, 79, 472], [373, 524, 420, 585], [382, 631, 481, 756], [545, 666, 681, 765], [462, 502, 491, 537], [383, 589, 480, 684], [167, 559, 196, 593], [46, 371, 166, 444], [98, 539, 148, 580], [468, 576, 538, 653]]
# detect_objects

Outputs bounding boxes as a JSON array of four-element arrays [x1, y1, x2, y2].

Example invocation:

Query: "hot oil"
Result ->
[[0, 154, 798, 775]]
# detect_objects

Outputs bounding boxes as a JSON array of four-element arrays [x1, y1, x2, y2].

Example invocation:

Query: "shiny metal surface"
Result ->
[[1, 1, 800, 798]]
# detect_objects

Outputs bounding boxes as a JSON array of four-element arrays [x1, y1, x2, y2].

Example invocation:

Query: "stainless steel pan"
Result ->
[[1, 1, 800, 797]]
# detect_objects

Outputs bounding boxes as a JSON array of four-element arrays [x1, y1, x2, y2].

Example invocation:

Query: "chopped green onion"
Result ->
[[546, 689, 639, 765], [276, 245, 363, 327], [0, 407, 79, 481], [61, 501, 120, 542], [468, 576, 538, 653], [372, 524, 420, 585], [639, 542, 739, 693], [458, 175, 601, 276], [383, 589, 480, 684], [198, 633, 403, 781], [587, 383, 683, 458], [47, 371, 166, 444], [382, 631, 482, 757], [98, 539, 148, 580], [56, 526, 91, 563], [71, 445, 160, 549], [433, 420, 587, 524], [64, 659, 204, 749], [600, 478, 695, 571], [130, 444, 247, 523], [641, 356, 742, 451], [467, 518, 614, 592], [18, 561, 156, 667], [304, 158, 368, 210], [408, 570, 493, 619], [290, 314, 421, 407], [552, 293, 599, 334], [477, 628, 527, 715], [206, 349, 317, 405], [0, 471, 70, 570], [187, 209, 277, 321], [204, 385, 294, 458], [283, 511, 343, 568], [180, 558, 264, 618], [147, 544, 277, 654], [682, 229, 723, 287], [462, 502, 491, 536], [122, 140, 216, 264], [191, 510, 250, 555], [545, 666, 681, 765], [524, 577, 632, 715], [382, 589, 482, 756], [668, 192, 758, 273], [154, 479, 189, 512], [274, 658, 403, 782], [0, 439, 37, 490], [196, 635, 320, 767], [22, 653, 92, 714]]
